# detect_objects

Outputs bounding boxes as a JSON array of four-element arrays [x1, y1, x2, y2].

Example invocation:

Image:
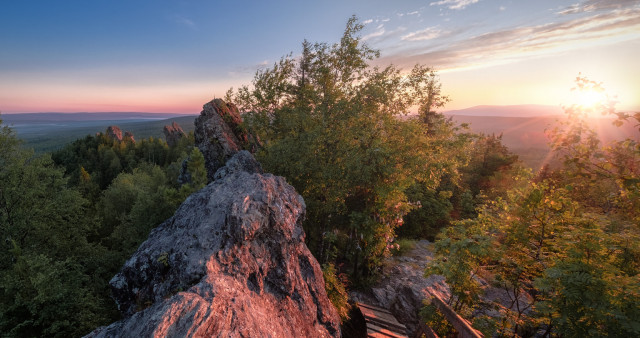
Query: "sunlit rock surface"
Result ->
[[106, 125, 123, 141], [194, 98, 259, 182], [86, 151, 340, 337]]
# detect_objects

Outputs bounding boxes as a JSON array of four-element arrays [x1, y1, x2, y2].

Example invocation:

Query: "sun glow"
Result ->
[[567, 76, 617, 117], [574, 89, 607, 110]]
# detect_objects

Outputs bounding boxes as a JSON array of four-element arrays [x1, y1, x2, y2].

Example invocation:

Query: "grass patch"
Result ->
[[391, 238, 417, 256]]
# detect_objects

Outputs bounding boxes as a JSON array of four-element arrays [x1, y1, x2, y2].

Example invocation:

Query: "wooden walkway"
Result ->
[[357, 303, 408, 338]]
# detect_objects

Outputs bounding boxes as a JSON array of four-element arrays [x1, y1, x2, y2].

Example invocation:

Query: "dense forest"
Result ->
[[0, 125, 207, 336], [1, 17, 638, 337]]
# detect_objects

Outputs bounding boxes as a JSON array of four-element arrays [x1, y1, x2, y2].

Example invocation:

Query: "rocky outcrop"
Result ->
[[123, 131, 135, 143], [86, 151, 341, 337], [105, 126, 135, 143], [163, 121, 185, 147], [106, 125, 123, 141], [194, 98, 259, 182]]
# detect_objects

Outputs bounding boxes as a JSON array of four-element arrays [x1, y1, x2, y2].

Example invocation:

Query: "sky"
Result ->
[[1, 0, 639, 114]]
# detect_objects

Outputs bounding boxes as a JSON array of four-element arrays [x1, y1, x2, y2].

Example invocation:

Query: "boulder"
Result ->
[[106, 125, 123, 141], [194, 98, 259, 182], [85, 151, 341, 337], [163, 121, 185, 147]]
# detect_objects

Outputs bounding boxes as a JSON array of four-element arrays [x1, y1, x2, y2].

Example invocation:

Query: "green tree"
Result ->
[[426, 77, 640, 336], [0, 117, 115, 337], [230, 16, 465, 284]]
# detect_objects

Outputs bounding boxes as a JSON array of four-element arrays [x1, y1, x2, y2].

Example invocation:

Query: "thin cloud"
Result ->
[[363, 29, 386, 41], [402, 27, 443, 41], [229, 60, 270, 76], [362, 26, 408, 45], [430, 0, 480, 10], [378, 7, 640, 71], [174, 16, 197, 30], [558, 0, 640, 15], [363, 19, 374, 24]]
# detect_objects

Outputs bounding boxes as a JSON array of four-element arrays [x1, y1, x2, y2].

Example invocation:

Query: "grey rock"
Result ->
[[194, 98, 259, 182], [85, 152, 340, 338], [163, 121, 185, 147], [177, 159, 191, 185]]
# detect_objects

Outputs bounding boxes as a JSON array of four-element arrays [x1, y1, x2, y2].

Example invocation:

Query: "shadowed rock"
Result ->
[[194, 98, 259, 182], [85, 151, 340, 337], [163, 121, 185, 147]]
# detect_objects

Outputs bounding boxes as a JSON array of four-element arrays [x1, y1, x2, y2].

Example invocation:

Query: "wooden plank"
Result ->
[[357, 303, 408, 338], [414, 322, 439, 338], [358, 304, 407, 333], [366, 322, 408, 338], [427, 292, 483, 338], [358, 303, 405, 327]]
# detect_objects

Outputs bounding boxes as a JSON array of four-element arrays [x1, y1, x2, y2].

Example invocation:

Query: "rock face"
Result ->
[[86, 151, 341, 337], [105, 126, 135, 143], [123, 131, 135, 143], [106, 125, 123, 141], [195, 98, 258, 181], [163, 121, 185, 147]]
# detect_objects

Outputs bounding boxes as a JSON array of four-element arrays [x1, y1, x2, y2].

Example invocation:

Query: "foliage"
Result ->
[[322, 263, 351, 323], [426, 77, 640, 336], [229, 16, 467, 284], [390, 238, 417, 256], [427, 218, 495, 314], [0, 117, 113, 336], [0, 117, 205, 336], [420, 302, 456, 336]]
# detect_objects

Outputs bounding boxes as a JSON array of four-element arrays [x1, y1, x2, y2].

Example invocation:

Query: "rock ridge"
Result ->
[[86, 150, 340, 337]]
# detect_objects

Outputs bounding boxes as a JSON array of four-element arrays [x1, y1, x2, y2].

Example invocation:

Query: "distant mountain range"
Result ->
[[1, 112, 194, 123], [444, 104, 564, 117]]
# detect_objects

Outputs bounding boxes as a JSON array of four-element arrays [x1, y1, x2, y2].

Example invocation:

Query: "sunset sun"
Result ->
[[574, 88, 606, 110], [568, 76, 617, 117]]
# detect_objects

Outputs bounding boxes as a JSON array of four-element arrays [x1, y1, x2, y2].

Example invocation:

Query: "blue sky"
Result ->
[[1, 0, 639, 113]]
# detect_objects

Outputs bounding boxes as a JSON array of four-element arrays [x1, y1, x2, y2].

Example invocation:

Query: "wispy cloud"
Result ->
[[402, 27, 443, 41], [228, 60, 270, 76], [174, 15, 197, 30], [430, 0, 480, 10], [363, 19, 374, 24], [558, 0, 640, 15], [363, 28, 386, 41], [379, 7, 640, 71]]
